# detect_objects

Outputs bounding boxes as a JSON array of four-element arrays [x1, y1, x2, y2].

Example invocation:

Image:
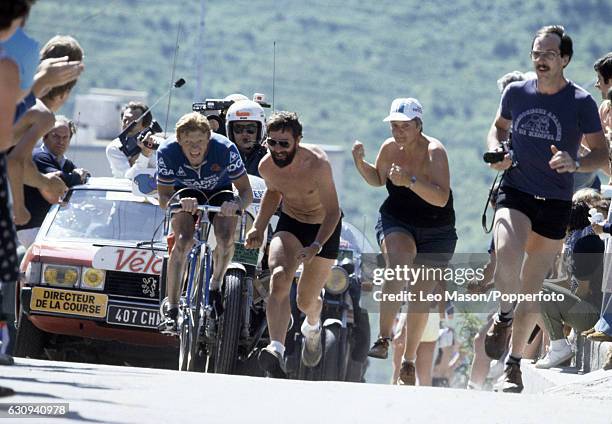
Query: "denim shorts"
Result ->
[[375, 212, 457, 266]]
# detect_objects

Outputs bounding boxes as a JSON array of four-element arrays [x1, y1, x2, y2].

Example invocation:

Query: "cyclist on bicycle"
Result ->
[[225, 99, 268, 177], [157, 112, 253, 333], [245, 111, 342, 376]]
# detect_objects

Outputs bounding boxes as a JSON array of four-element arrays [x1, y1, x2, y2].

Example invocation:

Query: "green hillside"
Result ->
[[26, 0, 611, 251]]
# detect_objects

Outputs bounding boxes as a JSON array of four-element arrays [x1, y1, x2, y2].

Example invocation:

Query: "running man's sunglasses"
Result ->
[[266, 138, 291, 148]]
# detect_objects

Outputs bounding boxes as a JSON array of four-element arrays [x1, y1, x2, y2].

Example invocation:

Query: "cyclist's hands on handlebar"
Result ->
[[179, 197, 199, 214], [245, 227, 264, 249], [220, 199, 241, 217]]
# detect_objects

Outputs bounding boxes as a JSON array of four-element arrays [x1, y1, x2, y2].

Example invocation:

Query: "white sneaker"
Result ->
[[301, 320, 322, 367], [535, 344, 573, 369]]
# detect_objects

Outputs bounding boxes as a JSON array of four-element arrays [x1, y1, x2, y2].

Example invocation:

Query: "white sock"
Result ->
[[550, 339, 569, 351], [402, 357, 416, 365], [301, 319, 321, 335], [268, 340, 285, 357]]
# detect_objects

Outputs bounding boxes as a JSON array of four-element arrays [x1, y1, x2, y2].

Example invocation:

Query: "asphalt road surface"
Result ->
[[0, 358, 611, 423]]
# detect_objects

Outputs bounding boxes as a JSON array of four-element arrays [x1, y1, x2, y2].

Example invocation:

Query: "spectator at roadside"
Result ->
[[0, 0, 38, 396], [8, 35, 84, 226], [16, 116, 88, 248], [536, 191, 607, 368]]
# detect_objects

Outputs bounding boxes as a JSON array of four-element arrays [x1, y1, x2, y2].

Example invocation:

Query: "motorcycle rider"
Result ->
[[225, 99, 268, 177]]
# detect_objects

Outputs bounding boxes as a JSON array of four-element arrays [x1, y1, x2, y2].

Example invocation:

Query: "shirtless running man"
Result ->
[[245, 111, 342, 377]]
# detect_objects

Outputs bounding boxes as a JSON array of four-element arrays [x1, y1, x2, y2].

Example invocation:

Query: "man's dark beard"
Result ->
[[271, 147, 297, 168]]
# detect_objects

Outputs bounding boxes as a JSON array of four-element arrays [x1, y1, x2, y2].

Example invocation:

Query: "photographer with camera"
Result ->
[[106, 101, 159, 179], [225, 99, 268, 177], [484, 26, 608, 393]]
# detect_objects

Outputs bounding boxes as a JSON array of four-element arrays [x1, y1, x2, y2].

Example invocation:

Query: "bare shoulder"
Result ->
[[424, 135, 449, 163], [258, 154, 277, 185], [300, 143, 332, 169], [426, 135, 447, 153]]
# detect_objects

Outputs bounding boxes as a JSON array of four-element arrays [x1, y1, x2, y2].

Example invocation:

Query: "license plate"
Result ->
[[30, 287, 108, 318], [106, 305, 161, 328], [232, 242, 259, 266]]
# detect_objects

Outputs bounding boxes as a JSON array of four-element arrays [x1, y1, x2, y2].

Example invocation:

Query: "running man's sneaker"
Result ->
[[535, 344, 573, 369], [158, 307, 179, 335], [367, 336, 392, 359], [485, 315, 512, 360], [258, 346, 287, 378], [499, 363, 523, 393], [301, 323, 322, 367], [397, 361, 416, 385]]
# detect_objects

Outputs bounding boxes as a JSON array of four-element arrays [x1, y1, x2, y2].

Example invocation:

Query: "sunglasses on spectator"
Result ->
[[266, 138, 291, 148], [233, 124, 257, 135], [530, 50, 560, 61]]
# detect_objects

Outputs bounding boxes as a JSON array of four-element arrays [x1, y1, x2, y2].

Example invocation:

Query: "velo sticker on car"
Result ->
[[93, 246, 163, 275], [30, 287, 108, 318]]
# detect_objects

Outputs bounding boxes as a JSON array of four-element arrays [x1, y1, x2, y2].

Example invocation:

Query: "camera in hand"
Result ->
[[119, 120, 163, 157], [483, 150, 506, 164], [137, 120, 163, 150], [483, 138, 513, 164]]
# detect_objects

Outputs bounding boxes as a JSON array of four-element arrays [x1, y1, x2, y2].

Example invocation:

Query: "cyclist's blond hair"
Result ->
[[175, 112, 211, 141]]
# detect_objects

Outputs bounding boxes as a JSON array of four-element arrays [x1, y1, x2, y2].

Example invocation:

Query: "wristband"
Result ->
[[311, 241, 323, 254]]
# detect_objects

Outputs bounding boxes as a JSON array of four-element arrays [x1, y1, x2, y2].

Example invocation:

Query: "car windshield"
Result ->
[[43, 189, 164, 242]]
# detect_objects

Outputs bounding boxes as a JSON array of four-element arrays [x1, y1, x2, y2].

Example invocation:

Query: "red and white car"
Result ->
[[15, 178, 177, 366]]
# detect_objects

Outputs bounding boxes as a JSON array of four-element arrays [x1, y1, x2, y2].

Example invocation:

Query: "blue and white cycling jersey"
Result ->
[[156, 133, 246, 191]]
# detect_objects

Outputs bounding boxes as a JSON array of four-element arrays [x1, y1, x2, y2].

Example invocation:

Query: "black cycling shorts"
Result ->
[[274, 212, 342, 260], [496, 185, 571, 240]]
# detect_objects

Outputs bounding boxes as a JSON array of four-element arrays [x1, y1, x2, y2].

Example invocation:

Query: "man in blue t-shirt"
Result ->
[[484, 25, 608, 393], [156, 112, 253, 332]]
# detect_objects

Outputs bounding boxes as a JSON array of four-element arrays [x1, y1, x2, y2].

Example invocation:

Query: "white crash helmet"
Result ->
[[225, 99, 267, 144], [224, 93, 249, 102]]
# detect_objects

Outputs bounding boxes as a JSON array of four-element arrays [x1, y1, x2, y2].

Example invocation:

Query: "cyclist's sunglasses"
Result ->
[[266, 138, 291, 148], [232, 124, 257, 135]]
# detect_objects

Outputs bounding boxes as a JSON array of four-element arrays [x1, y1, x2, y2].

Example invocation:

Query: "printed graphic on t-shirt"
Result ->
[[514, 108, 562, 142]]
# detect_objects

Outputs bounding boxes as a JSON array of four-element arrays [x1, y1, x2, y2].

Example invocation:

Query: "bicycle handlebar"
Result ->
[[168, 203, 242, 216]]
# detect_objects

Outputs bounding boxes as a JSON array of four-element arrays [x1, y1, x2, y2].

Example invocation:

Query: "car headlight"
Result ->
[[81, 267, 106, 290], [42, 264, 80, 288], [325, 266, 350, 295]]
